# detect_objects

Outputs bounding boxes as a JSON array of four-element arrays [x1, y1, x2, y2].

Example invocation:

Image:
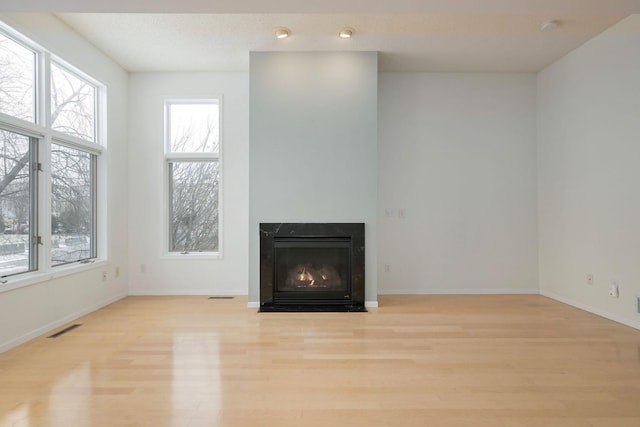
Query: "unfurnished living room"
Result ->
[[1, 0, 639, 426]]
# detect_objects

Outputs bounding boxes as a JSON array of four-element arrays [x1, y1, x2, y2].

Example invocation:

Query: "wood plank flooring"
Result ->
[[1, 295, 640, 426]]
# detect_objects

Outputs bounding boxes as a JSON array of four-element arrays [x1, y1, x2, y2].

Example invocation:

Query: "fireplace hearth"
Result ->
[[259, 223, 366, 312]]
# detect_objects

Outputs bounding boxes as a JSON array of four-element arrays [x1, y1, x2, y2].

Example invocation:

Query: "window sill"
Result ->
[[161, 252, 222, 260], [50, 259, 108, 280], [0, 259, 108, 294]]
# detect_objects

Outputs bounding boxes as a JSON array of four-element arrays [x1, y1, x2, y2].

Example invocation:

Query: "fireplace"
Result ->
[[259, 223, 366, 312]]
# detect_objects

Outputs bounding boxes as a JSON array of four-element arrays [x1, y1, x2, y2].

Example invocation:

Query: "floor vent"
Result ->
[[48, 324, 82, 338], [208, 296, 234, 300]]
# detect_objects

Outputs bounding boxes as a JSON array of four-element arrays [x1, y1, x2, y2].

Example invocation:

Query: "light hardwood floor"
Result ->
[[1, 295, 640, 427]]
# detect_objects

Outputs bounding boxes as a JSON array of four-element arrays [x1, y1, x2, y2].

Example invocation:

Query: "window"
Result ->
[[0, 129, 37, 276], [51, 143, 97, 265], [168, 103, 219, 153], [51, 62, 97, 142], [0, 22, 104, 282], [0, 32, 35, 122], [49, 62, 99, 266], [165, 100, 221, 254]]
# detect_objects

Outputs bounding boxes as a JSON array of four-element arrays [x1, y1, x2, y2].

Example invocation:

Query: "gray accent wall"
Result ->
[[249, 51, 378, 304]]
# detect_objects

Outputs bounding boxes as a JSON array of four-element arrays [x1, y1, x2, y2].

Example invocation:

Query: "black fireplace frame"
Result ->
[[259, 223, 366, 312]]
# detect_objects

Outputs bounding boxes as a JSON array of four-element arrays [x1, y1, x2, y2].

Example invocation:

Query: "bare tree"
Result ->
[[0, 130, 31, 232], [50, 62, 95, 142], [170, 161, 219, 252], [168, 103, 220, 252], [0, 35, 34, 121], [50, 143, 93, 264], [0, 34, 34, 219]]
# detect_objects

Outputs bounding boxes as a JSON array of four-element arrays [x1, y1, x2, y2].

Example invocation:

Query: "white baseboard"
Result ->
[[540, 289, 640, 331], [128, 289, 247, 296], [0, 293, 126, 353], [248, 301, 260, 308], [376, 288, 539, 295]]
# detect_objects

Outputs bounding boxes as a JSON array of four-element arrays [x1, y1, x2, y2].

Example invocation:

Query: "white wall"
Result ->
[[127, 72, 249, 295], [0, 13, 129, 351], [378, 73, 538, 294], [249, 51, 378, 305], [537, 15, 640, 328]]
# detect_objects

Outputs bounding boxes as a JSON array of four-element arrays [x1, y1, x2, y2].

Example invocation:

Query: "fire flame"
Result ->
[[298, 267, 315, 286]]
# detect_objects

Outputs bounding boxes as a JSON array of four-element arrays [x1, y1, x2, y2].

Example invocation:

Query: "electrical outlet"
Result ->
[[115, 266, 120, 278], [635, 295, 640, 315], [609, 280, 619, 298], [384, 264, 390, 272], [587, 273, 594, 285], [101, 271, 107, 281]]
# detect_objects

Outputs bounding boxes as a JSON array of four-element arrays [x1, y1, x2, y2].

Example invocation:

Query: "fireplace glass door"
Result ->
[[273, 237, 351, 303]]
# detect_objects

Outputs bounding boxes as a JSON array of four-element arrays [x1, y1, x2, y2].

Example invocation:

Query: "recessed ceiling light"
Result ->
[[274, 27, 290, 39], [338, 28, 354, 39], [541, 20, 559, 32]]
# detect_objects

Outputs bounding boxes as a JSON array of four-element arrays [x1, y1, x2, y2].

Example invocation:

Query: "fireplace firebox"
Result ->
[[259, 223, 366, 312]]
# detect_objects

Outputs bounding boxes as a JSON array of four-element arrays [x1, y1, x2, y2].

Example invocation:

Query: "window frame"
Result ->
[[163, 98, 223, 259], [0, 21, 107, 291]]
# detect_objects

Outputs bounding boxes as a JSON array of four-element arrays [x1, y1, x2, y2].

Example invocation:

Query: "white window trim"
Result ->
[[0, 22, 108, 293], [162, 97, 223, 259]]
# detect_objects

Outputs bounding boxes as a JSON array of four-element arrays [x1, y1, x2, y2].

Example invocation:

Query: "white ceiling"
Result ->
[[2, 0, 640, 72]]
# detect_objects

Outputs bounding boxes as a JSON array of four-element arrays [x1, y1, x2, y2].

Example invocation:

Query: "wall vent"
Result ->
[[48, 324, 82, 338], [208, 296, 234, 299]]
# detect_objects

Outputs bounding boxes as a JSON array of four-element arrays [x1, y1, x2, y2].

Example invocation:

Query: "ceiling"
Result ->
[[2, 0, 640, 73]]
